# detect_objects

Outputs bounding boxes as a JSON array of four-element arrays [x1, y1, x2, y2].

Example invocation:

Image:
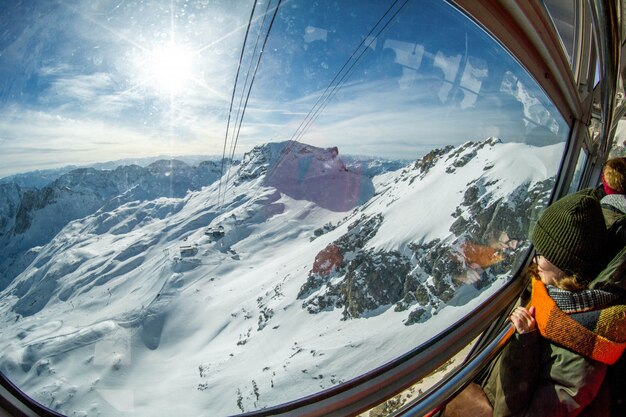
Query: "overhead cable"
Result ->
[[264, 0, 412, 187], [221, 0, 283, 206], [218, 0, 259, 208]]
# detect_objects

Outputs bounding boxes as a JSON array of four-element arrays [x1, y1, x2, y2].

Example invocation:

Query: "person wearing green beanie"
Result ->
[[444, 190, 626, 417], [482, 189, 626, 417], [531, 190, 609, 287]]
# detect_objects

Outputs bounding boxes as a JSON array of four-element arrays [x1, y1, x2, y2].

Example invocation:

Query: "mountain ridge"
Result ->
[[0, 139, 562, 416], [0, 159, 223, 289]]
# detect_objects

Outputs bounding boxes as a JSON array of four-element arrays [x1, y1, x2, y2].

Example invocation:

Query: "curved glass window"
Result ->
[[0, 1, 568, 416], [568, 148, 588, 193], [610, 119, 626, 157], [542, 0, 576, 66]]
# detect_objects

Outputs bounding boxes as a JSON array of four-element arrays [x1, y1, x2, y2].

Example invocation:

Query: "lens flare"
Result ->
[[143, 42, 194, 95]]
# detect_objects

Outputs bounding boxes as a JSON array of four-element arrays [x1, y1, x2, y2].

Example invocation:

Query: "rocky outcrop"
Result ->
[[400, 146, 453, 185], [298, 140, 557, 324], [236, 142, 376, 212], [299, 247, 414, 320], [0, 183, 23, 238], [341, 249, 411, 319]]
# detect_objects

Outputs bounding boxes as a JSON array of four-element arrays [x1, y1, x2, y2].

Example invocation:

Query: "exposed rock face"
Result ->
[[299, 213, 385, 315], [450, 178, 553, 250], [298, 139, 556, 323], [443, 139, 500, 174], [0, 183, 22, 238], [408, 145, 453, 185], [341, 249, 411, 319], [311, 244, 343, 276], [236, 142, 376, 212], [300, 212, 418, 320]]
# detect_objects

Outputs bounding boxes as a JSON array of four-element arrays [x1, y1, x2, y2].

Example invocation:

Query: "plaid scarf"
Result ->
[[601, 194, 626, 215], [531, 278, 626, 365], [546, 286, 620, 313]]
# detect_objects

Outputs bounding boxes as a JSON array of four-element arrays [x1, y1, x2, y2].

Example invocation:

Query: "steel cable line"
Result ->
[[230, 5, 272, 154], [290, 0, 405, 145], [218, 0, 258, 209], [292, 0, 411, 144], [220, 0, 275, 208], [262, 0, 411, 188], [224, 0, 408, 209], [242, 0, 409, 207], [220, 0, 283, 206]]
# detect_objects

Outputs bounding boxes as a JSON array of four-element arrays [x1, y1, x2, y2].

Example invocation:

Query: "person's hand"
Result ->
[[509, 306, 536, 334]]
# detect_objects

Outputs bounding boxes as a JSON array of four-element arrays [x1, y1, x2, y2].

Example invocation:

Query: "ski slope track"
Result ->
[[0, 139, 562, 416]]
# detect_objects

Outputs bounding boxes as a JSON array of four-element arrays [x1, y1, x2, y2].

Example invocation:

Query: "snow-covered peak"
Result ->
[[236, 141, 375, 211], [146, 159, 193, 176], [0, 138, 564, 416]]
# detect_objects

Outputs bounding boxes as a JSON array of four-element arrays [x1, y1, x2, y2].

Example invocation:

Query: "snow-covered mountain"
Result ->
[[0, 160, 223, 289], [0, 139, 562, 416], [235, 142, 376, 211], [0, 155, 222, 189]]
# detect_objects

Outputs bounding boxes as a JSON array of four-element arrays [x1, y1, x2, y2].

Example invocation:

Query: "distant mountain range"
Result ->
[[0, 155, 223, 189], [0, 159, 224, 289], [0, 139, 561, 416]]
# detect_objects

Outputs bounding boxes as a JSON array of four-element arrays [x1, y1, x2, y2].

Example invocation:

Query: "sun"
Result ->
[[142, 42, 195, 95]]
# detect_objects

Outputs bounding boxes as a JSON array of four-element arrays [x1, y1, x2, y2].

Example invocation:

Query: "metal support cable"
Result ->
[[218, 0, 259, 208], [292, 0, 411, 144], [219, 0, 274, 209], [228, 0, 274, 167], [221, 0, 283, 206], [263, 0, 411, 189], [288, 0, 406, 145]]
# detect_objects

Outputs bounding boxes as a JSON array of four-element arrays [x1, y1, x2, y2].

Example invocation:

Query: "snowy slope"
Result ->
[[0, 160, 223, 289], [0, 139, 562, 416]]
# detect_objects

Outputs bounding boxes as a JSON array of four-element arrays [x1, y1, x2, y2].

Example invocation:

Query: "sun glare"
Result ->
[[143, 42, 195, 95]]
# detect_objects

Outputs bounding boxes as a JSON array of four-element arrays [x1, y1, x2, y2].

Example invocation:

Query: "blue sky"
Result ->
[[0, 0, 568, 177]]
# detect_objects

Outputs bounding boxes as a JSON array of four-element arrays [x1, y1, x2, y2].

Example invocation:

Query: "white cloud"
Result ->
[[46, 72, 116, 102], [0, 106, 226, 177]]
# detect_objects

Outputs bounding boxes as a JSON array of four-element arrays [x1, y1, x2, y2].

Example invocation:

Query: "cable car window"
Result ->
[[594, 56, 602, 87], [568, 148, 588, 193], [542, 0, 577, 67], [0, 1, 569, 415], [610, 120, 626, 157]]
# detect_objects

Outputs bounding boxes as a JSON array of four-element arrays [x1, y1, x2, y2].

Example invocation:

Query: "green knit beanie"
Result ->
[[531, 190, 608, 284]]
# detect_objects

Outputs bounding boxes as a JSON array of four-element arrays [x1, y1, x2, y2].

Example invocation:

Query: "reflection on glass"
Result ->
[[542, 0, 576, 66], [0, 1, 568, 416], [609, 120, 626, 157], [595, 56, 602, 87], [569, 148, 588, 193]]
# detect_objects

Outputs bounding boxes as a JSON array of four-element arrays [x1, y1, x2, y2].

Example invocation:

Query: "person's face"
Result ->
[[535, 255, 565, 286]]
